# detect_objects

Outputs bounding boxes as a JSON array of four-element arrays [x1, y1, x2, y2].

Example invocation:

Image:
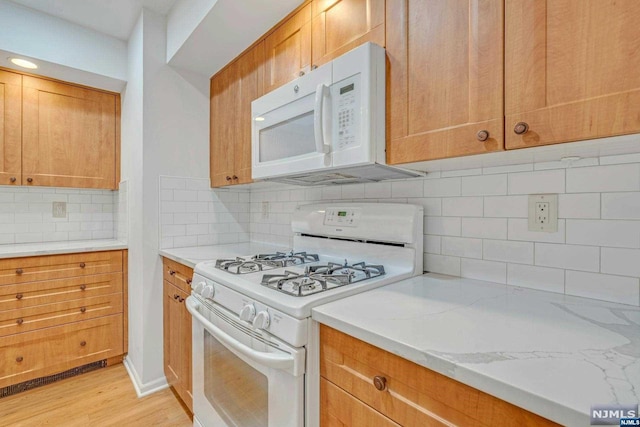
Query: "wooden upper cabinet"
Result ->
[[0, 70, 22, 186], [22, 76, 118, 189], [210, 42, 265, 188], [505, 0, 640, 149], [264, 4, 312, 93], [386, 0, 504, 164], [311, 0, 385, 67]]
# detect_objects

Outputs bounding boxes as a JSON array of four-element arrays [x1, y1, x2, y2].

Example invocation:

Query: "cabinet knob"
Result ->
[[226, 176, 232, 181], [186, 278, 192, 285], [16, 356, 23, 363], [16, 293, 23, 300], [80, 307, 86, 313], [174, 294, 179, 300], [80, 341, 87, 347], [16, 268, 23, 275], [9, 177, 16, 183], [80, 284, 86, 291], [514, 122, 529, 135], [298, 70, 305, 77], [169, 270, 176, 276], [373, 375, 387, 391], [26, 177, 33, 183], [179, 297, 185, 303], [232, 175, 238, 180], [79, 262, 86, 268], [16, 318, 23, 325], [476, 130, 490, 141]]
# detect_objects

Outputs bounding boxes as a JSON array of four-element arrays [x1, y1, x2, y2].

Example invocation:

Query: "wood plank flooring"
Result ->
[[0, 364, 192, 426]]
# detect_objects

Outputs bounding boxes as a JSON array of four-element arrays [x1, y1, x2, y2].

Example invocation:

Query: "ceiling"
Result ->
[[9, 0, 178, 40]]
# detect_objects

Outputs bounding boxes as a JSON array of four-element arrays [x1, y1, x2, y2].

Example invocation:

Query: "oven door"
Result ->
[[187, 296, 305, 427]]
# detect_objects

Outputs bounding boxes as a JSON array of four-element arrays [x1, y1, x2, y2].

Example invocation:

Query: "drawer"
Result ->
[[0, 251, 123, 285], [0, 272, 123, 311], [163, 258, 194, 293], [320, 325, 559, 427], [0, 293, 123, 337], [0, 314, 123, 388], [321, 378, 399, 427]]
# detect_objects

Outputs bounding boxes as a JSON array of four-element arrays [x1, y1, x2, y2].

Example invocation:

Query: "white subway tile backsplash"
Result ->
[[392, 179, 423, 198], [535, 243, 600, 272], [566, 219, 640, 248], [599, 152, 640, 165], [483, 164, 533, 175], [507, 264, 565, 293], [601, 248, 640, 277], [508, 219, 566, 243], [558, 193, 600, 219], [461, 258, 507, 284], [602, 192, 640, 219], [441, 236, 482, 259], [461, 218, 507, 239], [484, 196, 528, 218], [409, 198, 442, 216], [483, 240, 533, 264], [441, 168, 482, 177], [442, 197, 483, 217], [424, 178, 461, 197], [565, 271, 639, 306], [364, 182, 391, 199], [425, 217, 461, 236], [461, 174, 506, 196], [566, 164, 640, 193], [425, 254, 461, 276], [424, 235, 441, 254], [508, 170, 565, 195], [534, 158, 598, 171]]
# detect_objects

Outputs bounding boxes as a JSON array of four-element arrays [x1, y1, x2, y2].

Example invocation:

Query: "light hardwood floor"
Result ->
[[0, 364, 192, 427]]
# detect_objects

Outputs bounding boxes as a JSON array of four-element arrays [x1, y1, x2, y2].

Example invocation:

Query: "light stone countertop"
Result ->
[[0, 239, 128, 259], [312, 273, 640, 427], [159, 242, 290, 269]]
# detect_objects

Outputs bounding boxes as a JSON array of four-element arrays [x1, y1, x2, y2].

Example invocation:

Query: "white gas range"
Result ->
[[186, 203, 423, 427]]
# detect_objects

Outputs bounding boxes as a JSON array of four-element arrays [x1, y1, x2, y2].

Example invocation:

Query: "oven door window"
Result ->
[[204, 329, 268, 427]]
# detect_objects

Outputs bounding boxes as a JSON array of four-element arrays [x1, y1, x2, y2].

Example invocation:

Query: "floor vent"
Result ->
[[0, 359, 107, 399]]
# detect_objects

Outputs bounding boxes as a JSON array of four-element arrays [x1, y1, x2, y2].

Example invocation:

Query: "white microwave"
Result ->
[[251, 42, 421, 185]]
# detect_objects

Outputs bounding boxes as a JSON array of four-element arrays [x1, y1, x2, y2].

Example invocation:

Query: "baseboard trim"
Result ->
[[123, 356, 169, 398]]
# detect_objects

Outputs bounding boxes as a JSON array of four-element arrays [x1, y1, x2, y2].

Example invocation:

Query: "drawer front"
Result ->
[[321, 378, 399, 427], [0, 272, 122, 311], [0, 314, 123, 388], [163, 258, 193, 294], [0, 251, 123, 285], [320, 325, 559, 427], [0, 293, 123, 337]]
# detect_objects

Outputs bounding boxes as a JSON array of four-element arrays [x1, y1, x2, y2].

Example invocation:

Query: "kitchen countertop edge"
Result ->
[[0, 240, 128, 259]]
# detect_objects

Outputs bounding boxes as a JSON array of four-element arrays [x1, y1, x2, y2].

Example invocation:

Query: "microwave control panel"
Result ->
[[335, 76, 360, 150], [324, 208, 362, 227]]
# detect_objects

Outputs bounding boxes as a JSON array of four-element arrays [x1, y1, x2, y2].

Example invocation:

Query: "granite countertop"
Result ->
[[0, 239, 128, 259], [159, 242, 290, 269], [312, 273, 640, 427]]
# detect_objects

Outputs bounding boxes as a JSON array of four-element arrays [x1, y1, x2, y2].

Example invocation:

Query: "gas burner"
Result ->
[[253, 251, 320, 267], [214, 252, 320, 274], [215, 257, 270, 274], [260, 260, 385, 297]]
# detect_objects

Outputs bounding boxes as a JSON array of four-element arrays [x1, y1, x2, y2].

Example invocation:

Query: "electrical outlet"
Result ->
[[528, 194, 558, 232], [261, 201, 270, 220], [52, 201, 67, 218]]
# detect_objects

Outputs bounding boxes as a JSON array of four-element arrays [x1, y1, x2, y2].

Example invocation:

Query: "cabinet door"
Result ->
[[0, 70, 21, 186], [22, 76, 117, 189], [178, 285, 193, 411], [164, 280, 180, 388], [386, 0, 504, 164], [505, 1, 640, 149], [210, 66, 237, 187], [311, 0, 385, 67], [264, 4, 312, 93]]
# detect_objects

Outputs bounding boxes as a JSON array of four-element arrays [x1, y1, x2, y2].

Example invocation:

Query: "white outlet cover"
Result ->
[[528, 194, 558, 233]]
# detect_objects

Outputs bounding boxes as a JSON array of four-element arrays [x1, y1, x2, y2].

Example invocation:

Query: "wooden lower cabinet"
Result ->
[[0, 250, 127, 390], [162, 258, 193, 413], [320, 325, 559, 427]]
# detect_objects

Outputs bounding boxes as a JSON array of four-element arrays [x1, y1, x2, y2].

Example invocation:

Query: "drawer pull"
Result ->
[[169, 270, 176, 276], [178, 297, 185, 303], [514, 121, 529, 135], [16, 293, 23, 300], [80, 341, 87, 347], [80, 307, 87, 313], [80, 284, 86, 291], [16, 318, 24, 325], [476, 130, 490, 141], [373, 376, 387, 391], [79, 262, 86, 268], [16, 356, 23, 363], [186, 278, 192, 285], [16, 268, 23, 275], [174, 294, 179, 300]]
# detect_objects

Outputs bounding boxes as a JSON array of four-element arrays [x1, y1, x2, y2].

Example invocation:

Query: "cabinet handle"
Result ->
[[16, 293, 23, 300], [26, 177, 33, 183], [80, 284, 86, 291], [9, 177, 16, 183], [16, 356, 23, 363], [16, 318, 23, 325], [476, 130, 490, 141], [80, 341, 87, 347], [225, 176, 232, 181], [514, 122, 529, 135], [16, 268, 23, 275], [232, 175, 238, 180], [80, 307, 86, 313], [373, 375, 387, 391], [299, 70, 305, 77], [169, 270, 176, 276], [178, 297, 185, 303], [79, 262, 86, 268]]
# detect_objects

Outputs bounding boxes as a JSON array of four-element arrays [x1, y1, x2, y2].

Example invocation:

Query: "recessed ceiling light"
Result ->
[[254, 117, 265, 122], [9, 58, 38, 69]]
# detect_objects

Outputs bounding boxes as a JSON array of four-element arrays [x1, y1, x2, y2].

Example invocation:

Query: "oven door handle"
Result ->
[[186, 297, 295, 371]]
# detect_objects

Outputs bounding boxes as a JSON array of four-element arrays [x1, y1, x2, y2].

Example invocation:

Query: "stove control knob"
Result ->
[[194, 281, 206, 294], [201, 284, 215, 300], [239, 303, 256, 322], [253, 311, 270, 330]]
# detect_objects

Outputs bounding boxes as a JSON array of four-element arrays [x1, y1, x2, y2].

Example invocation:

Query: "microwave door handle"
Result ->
[[313, 84, 331, 154], [186, 297, 295, 371]]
